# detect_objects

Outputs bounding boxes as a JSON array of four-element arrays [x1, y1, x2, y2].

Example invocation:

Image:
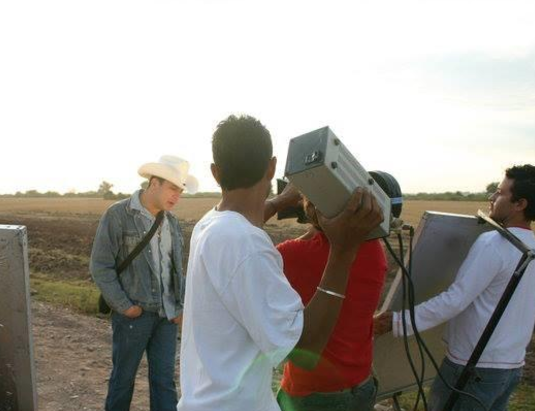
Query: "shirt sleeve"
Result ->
[[222, 250, 305, 368], [89, 209, 133, 313], [393, 233, 504, 337]]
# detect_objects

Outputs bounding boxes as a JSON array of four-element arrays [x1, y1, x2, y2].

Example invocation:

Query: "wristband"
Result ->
[[317, 286, 345, 299]]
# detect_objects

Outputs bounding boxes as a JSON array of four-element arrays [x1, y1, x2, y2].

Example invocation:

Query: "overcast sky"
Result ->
[[1, 0, 534, 195]]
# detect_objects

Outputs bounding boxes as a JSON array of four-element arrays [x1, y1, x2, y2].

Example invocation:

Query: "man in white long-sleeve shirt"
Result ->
[[374, 164, 535, 411]]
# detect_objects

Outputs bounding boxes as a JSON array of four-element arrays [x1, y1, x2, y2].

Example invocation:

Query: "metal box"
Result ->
[[0, 225, 37, 411], [374, 212, 493, 400], [284, 126, 392, 239]]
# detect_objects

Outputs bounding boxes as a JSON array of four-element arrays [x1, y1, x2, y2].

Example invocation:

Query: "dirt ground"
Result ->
[[0, 197, 490, 228], [31, 300, 149, 411], [30, 299, 535, 411], [0, 211, 307, 411], [0, 211, 305, 280], [1, 205, 534, 410]]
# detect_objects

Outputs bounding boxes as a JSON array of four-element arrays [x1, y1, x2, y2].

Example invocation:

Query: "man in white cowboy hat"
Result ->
[[90, 155, 198, 411]]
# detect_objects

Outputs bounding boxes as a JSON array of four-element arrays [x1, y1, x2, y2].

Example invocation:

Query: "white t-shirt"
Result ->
[[394, 227, 535, 368], [178, 209, 304, 411]]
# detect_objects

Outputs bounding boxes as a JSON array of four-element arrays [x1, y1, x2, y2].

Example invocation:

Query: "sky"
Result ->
[[1, 0, 534, 195]]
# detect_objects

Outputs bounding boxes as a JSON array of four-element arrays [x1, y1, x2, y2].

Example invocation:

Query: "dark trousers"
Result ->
[[429, 357, 522, 411], [105, 311, 178, 411], [277, 377, 378, 411]]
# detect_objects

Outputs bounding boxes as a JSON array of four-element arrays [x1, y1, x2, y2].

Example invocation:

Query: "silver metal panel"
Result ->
[[0, 225, 37, 411], [284, 126, 391, 239], [374, 212, 494, 399]]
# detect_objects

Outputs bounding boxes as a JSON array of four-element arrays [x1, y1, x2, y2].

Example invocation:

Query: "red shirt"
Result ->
[[277, 232, 387, 395]]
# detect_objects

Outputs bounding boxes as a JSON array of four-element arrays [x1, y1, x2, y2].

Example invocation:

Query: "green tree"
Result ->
[[98, 181, 114, 198], [486, 182, 499, 195], [25, 189, 40, 197]]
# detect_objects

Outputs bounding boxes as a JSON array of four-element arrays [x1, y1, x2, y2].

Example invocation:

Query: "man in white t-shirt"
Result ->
[[374, 164, 535, 411], [177, 115, 384, 411]]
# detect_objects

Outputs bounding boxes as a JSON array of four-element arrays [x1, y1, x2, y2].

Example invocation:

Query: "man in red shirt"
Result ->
[[275, 198, 387, 411]]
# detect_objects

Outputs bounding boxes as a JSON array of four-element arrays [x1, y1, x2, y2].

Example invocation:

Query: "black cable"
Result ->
[[383, 235, 489, 411], [390, 234, 428, 411], [399, 232, 427, 411], [410, 234, 427, 411], [396, 233, 428, 411], [403, 230, 427, 411]]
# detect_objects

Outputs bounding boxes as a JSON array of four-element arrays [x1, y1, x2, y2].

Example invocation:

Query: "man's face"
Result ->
[[154, 179, 183, 211], [489, 177, 516, 223]]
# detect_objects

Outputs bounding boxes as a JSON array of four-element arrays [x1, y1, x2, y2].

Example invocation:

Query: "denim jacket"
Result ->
[[90, 195, 185, 314]]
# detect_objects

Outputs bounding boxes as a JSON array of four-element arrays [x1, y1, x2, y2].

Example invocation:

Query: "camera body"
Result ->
[[276, 179, 308, 223], [284, 126, 394, 240]]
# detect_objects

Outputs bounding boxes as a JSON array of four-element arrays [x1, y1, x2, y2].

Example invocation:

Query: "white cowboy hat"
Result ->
[[138, 155, 199, 194]]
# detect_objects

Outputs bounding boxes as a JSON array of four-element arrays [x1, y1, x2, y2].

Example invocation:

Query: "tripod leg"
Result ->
[[392, 392, 403, 411]]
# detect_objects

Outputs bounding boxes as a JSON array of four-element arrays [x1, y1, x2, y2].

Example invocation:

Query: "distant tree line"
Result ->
[[0, 180, 222, 200], [405, 182, 498, 201], [0, 181, 128, 200], [0, 182, 499, 201], [405, 192, 488, 201]]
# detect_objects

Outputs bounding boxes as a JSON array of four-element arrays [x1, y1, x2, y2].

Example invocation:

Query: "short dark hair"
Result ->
[[505, 164, 535, 221], [212, 115, 273, 190], [149, 176, 165, 187]]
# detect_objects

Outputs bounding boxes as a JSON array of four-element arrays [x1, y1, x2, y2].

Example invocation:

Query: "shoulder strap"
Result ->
[[116, 210, 165, 275]]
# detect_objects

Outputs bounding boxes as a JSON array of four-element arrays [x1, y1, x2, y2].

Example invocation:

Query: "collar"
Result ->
[[508, 225, 532, 231], [129, 189, 145, 212], [128, 190, 154, 220]]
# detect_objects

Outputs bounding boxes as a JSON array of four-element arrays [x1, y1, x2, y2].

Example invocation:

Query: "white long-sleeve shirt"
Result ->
[[393, 227, 535, 369]]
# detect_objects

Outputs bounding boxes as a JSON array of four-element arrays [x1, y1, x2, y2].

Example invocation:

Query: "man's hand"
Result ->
[[264, 183, 303, 222], [123, 305, 143, 319], [318, 188, 384, 254], [373, 311, 393, 336], [170, 314, 183, 326], [276, 182, 302, 209]]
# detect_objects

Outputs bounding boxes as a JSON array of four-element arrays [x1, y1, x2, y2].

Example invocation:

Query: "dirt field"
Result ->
[[0, 199, 307, 282], [0, 197, 490, 227], [1, 197, 533, 410], [0, 197, 221, 222], [31, 301, 144, 411], [0, 198, 491, 285], [28, 300, 535, 411]]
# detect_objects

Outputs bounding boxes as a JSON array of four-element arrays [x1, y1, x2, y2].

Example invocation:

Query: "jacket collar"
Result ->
[[125, 190, 145, 216], [125, 190, 175, 223]]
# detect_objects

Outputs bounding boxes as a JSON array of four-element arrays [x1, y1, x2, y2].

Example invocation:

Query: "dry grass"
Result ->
[[0, 197, 117, 215], [0, 197, 489, 227], [400, 200, 489, 226]]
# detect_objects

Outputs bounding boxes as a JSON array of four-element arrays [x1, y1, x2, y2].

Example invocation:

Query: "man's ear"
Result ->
[[146, 177, 156, 191], [516, 198, 528, 213], [211, 163, 221, 186], [266, 157, 277, 181]]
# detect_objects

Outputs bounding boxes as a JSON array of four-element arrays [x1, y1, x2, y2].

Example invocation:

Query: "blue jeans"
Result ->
[[277, 377, 378, 411], [105, 311, 178, 411], [429, 357, 522, 411]]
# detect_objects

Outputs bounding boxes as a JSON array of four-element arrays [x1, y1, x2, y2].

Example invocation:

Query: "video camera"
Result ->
[[277, 126, 403, 240]]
